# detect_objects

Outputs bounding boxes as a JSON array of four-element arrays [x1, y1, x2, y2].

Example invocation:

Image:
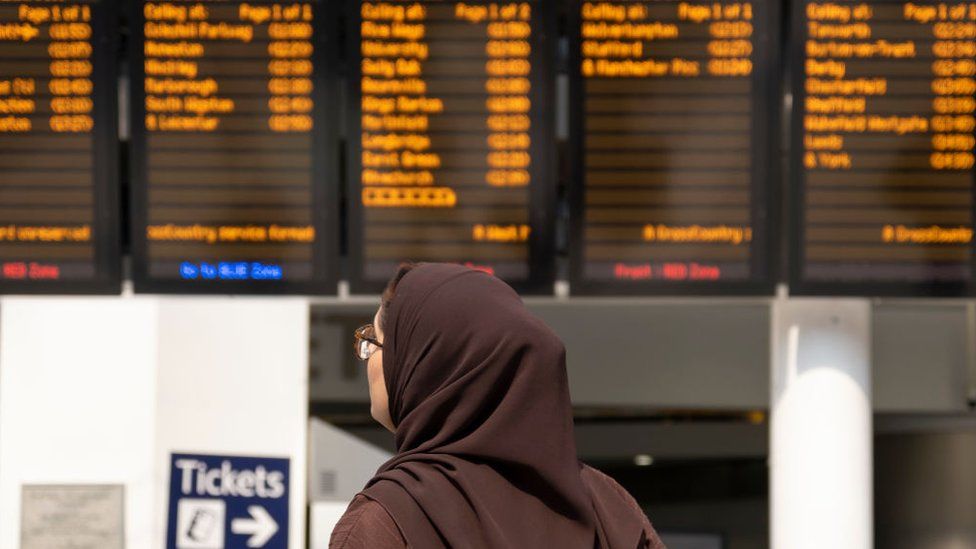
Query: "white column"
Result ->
[[770, 298, 873, 549]]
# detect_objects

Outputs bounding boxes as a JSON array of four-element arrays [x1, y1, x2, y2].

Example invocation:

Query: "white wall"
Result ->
[[0, 297, 159, 549], [0, 296, 309, 549]]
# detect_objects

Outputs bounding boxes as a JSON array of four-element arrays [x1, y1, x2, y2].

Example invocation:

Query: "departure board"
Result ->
[[569, 0, 778, 295], [0, 0, 119, 294], [347, 0, 557, 294], [792, 0, 976, 296], [129, 0, 338, 294]]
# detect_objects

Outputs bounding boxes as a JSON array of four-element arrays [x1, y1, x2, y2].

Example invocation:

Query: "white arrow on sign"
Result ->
[[231, 505, 278, 548]]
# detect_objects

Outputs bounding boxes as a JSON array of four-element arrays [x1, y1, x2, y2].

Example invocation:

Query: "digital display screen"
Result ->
[[792, 0, 976, 296], [129, 0, 338, 294], [347, 0, 556, 294], [569, 0, 777, 295], [0, 0, 119, 293]]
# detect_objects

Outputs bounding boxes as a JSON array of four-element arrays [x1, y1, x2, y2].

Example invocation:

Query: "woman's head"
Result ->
[[365, 262, 571, 455]]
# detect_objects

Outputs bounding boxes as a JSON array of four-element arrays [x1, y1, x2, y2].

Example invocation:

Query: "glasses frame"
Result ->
[[354, 323, 383, 361]]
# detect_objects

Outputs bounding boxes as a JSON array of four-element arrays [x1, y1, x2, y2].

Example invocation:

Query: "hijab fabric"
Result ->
[[362, 263, 647, 548]]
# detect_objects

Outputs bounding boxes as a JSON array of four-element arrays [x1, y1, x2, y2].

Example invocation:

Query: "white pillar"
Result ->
[[770, 298, 873, 549]]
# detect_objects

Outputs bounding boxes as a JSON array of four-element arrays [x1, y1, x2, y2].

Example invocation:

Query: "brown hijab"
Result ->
[[362, 263, 649, 548]]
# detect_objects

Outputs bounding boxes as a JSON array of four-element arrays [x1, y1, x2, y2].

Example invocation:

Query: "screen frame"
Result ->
[[567, 0, 781, 296], [127, 0, 340, 295], [344, 0, 559, 296], [0, 0, 122, 295], [786, 0, 975, 297]]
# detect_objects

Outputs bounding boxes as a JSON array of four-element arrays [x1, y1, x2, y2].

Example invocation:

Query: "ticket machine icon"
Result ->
[[176, 499, 225, 549]]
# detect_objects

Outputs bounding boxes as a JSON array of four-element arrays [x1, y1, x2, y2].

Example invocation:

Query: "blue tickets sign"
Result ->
[[166, 453, 289, 549]]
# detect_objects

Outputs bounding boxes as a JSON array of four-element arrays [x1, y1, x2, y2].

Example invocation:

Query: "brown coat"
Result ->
[[330, 464, 666, 549]]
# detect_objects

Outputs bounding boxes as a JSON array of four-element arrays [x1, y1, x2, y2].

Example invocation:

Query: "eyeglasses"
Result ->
[[354, 323, 383, 361]]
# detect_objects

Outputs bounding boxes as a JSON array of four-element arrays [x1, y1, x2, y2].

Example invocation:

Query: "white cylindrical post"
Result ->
[[770, 298, 873, 549]]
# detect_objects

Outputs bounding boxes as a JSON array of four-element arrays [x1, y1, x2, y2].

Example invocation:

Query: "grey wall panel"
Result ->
[[309, 300, 976, 413], [529, 302, 770, 409], [309, 304, 373, 402], [310, 301, 771, 409], [872, 303, 970, 413]]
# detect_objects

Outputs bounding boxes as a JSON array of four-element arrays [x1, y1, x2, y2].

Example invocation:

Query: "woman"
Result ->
[[331, 263, 665, 548]]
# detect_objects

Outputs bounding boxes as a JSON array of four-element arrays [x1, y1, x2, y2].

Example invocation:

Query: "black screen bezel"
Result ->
[[344, 0, 558, 295], [787, 0, 974, 297], [0, 0, 122, 295], [127, 0, 340, 295], [567, 0, 781, 296]]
